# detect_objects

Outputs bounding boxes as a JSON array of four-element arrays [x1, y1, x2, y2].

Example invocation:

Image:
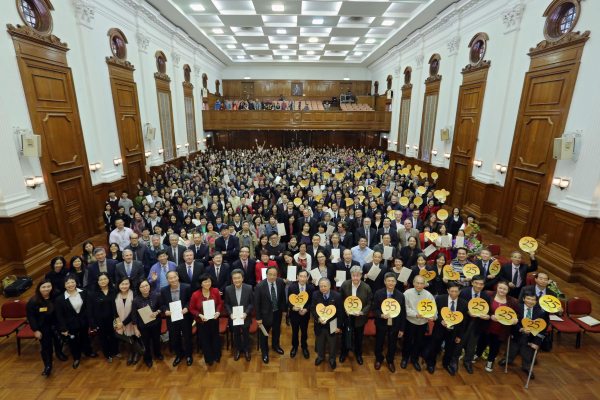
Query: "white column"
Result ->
[[387, 58, 402, 152], [406, 52, 425, 158], [193, 56, 205, 151]]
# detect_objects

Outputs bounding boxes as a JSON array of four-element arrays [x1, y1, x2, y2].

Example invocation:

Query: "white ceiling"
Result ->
[[146, 0, 457, 65]]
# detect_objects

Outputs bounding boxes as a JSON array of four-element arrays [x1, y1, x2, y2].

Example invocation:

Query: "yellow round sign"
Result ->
[[372, 188, 381, 197], [414, 197, 423, 206], [401, 168, 410, 175], [293, 198, 302, 206], [539, 295, 561, 313], [519, 236, 538, 252], [345, 198, 354, 207], [441, 307, 464, 327], [415, 165, 421, 172], [354, 172, 362, 179], [462, 263, 480, 278], [399, 160, 405, 166], [375, 170, 384, 176], [377, 161, 382, 166], [323, 172, 330, 179], [431, 172, 439, 180], [403, 189, 411, 196], [437, 209, 448, 221], [419, 268, 436, 282], [344, 296, 363, 314], [335, 173, 345, 180], [357, 153, 364, 157], [399, 197, 409, 206], [416, 186, 426, 195], [495, 306, 517, 326], [311, 168, 318, 174], [468, 298, 489, 316], [383, 165, 389, 170], [368, 162, 375, 168], [521, 318, 547, 336], [381, 298, 401, 318], [425, 232, 438, 242], [389, 160, 396, 166], [388, 210, 396, 220], [315, 195, 322, 202], [417, 299, 436, 318]]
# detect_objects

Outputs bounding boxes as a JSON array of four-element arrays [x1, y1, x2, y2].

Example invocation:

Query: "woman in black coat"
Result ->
[[87, 273, 120, 362], [445, 207, 463, 237], [26, 279, 68, 376], [45, 257, 69, 294], [132, 280, 163, 367], [399, 236, 420, 270], [55, 274, 99, 369]]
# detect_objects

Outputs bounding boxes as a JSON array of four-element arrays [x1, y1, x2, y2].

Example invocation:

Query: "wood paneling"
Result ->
[[222, 79, 371, 100], [448, 63, 490, 209], [106, 59, 146, 194], [500, 33, 589, 242], [155, 72, 177, 161], [202, 110, 391, 131], [92, 178, 128, 233], [418, 79, 441, 163], [183, 79, 198, 153], [462, 178, 504, 234], [396, 83, 412, 153], [9, 27, 96, 249]]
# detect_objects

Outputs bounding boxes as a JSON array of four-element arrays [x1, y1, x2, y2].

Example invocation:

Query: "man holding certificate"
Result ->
[[224, 269, 254, 361], [287, 269, 316, 359], [335, 249, 360, 282], [255, 266, 287, 364], [339, 266, 372, 365], [160, 271, 194, 366]]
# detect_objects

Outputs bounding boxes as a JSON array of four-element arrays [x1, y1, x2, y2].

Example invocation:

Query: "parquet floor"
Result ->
[[1, 229, 600, 400]]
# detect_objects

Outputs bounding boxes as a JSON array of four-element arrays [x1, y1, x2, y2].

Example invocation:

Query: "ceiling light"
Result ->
[[343, 78, 349, 80], [307, 51, 314, 55], [354, 52, 362, 55], [244, 77, 251, 79], [237, 56, 245, 59], [381, 20, 394, 26], [282, 56, 289, 59], [366, 39, 375, 44], [212, 28, 224, 34], [309, 38, 318, 43], [277, 29, 286, 34], [190, 4, 205, 11], [312, 19, 324, 25], [272, 5, 284, 12], [280, 45, 288, 49], [227, 45, 236, 49]]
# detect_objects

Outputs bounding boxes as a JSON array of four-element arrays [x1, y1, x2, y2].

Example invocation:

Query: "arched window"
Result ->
[[202, 73, 208, 89], [17, 0, 53, 35], [428, 54, 441, 77], [386, 75, 392, 91], [107, 28, 128, 61], [155, 51, 167, 74], [543, 0, 580, 41], [468, 33, 489, 67]]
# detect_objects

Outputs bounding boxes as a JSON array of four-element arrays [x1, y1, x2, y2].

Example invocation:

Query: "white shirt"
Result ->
[[351, 281, 360, 297], [64, 289, 84, 314]]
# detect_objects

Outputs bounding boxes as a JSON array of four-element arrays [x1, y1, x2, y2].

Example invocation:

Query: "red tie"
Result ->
[[290, 224, 293, 235]]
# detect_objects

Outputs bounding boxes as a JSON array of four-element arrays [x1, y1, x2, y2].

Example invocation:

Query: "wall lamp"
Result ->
[[89, 162, 101, 172], [474, 160, 482, 168], [431, 149, 438, 156], [552, 177, 570, 190], [145, 151, 152, 158], [444, 153, 451, 159], [113, 158, 123, 166], [405, 144, 410, 149], [185, 143, 189, 148], [25, 176, 44, 189], [197, 140, 201, 145], [413, 145, 419, 151], [158, 148, 164, 154], [496, 164, 507, 174], [176, 144, 182, 149]]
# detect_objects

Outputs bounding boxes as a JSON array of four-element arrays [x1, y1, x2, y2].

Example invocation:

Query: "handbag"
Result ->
[[132, 336, 146, 355], [54, 329, 70, 347], [1, 275, 17, 292]]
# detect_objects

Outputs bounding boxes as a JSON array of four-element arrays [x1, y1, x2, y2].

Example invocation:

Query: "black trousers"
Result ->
[[168, 318, 193, 358], [402, 322, 427, 362], [140, 323, 162, 362], [375, 326, 399, 363], [39, 325, 63, 358], [259, 310, 282, 356], [199, 319, 221, 363], [453, 322, 479, 364], [429, 329, 458, 367], [341, 322, 365, 356], [315, 328, 337, 361], [477, 332, 503, 362], [67, 326, 93, 361], [97, 318, 118, 358], [232, 325, 250, 352], [291, 317, 309, 349]]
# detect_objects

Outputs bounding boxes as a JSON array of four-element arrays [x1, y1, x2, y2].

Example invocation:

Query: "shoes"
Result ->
[[523, 368, 534, 379], [451, 362, 458, 373], [132, 353, 140, 365], [207, 360, 214, 366], [329, 360, 336, 370], [427, 365, 435, 374], [374, 361, 381, 370], [400, 359, 408, 369], [498, 359, 507, 366], [234, 351, 241, 361], [302, 348, 310, 359], [485, 361, 494, 372], [263, 356, 269, 364], [315, 357, 324, 366], [56, 352, 68, 362], [388, 363, 395, 373], [86, 353, 99, 358], [472, 355, 479, 364], [173, 358, 182, 367], [42, 365, 52, 376], [115, 353, 122, 358], [290, 348, 297, 358], [339, 353, 347, 363], [215, 358, 221, 363], [274, 347, 284, 355], [245, 352, 251, 361], [286, 316, 291, 326], [146, 360, 153, 368], [157, 355, 164, 361], [445, 364, 455, 376], [73, 360, 80, 369], [127, 352, 134, 366], [356, 355, 363, 365], [412, 361, 421, 372], [463, 363, 474, 374], [107, 357, 113, 363], [187, 357, 193, 366]]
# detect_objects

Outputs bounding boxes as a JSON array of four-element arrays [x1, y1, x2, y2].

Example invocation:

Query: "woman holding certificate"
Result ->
[[190, 274, 223, 366], [132, 280, 163, 367]]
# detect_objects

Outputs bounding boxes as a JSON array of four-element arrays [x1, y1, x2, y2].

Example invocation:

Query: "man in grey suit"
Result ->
[[115, 249, 145, 284], [397, 219, 421, 248], [224, 269, 254, 362], [167, 234, 187, 265]]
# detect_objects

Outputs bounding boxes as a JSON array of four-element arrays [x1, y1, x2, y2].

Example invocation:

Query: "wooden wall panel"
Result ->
[[155, 74, 177, 161], [93, 178, 128, 234], [222, 79, 371, 101]]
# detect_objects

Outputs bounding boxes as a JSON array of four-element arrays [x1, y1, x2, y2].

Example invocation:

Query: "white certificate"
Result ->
[[383, 246, 393, 260], [253, 180, 259, 188], [146, 195, 153, 204], [336, 270, 346, 287], [329, 318, 337, 334], [169, 300, 183, 322], [455, 236, 465, 248], [389, 182, 395, 192], [287, 265, 297, 282], [312, 186, 322, 196], [331, 249, 341, 263], [424, 244, 437, 257], [232, 306, 244, 326], [137, 305, 155, 324], [367, 264, 381, 281], [398, 267, 412, 283], [364, 250, 374, 263], [223, 174, 230, 183], [226, 160, 230, 165], [326, 225, 335, 236], [261, 268, 267, 281], [202, 299, 215, 320], [310, 268, 322, 283], [440, 234, 450, 247], [277, 223, 286, 236]]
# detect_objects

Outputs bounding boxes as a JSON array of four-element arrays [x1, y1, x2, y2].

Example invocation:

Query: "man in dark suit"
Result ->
[[167, 234, 187, 266], [189, 232, 210, 266], [307, 235, 329, 269], [336, 222, 354, 249], [517, 272, 558, 303], [255, 266, 287, 364], [159, 271, 194, 366], [205, 252, 230, 296], [355, 217, 376, 248], [287, 269, 316, 359], [351, 209, 365, 235], [231, 246, 257, 287], [339, 266, 373, 365], [453, 275, 491, 374], [115, 249, 145, 285], [473, 249, 498, 291], [373, 273, 407, 372], [375, 218, 398, 248], [88, 247, 118, 284], [299, 209, 318, 236], [311, 277, 343, 369], [499, 291, 549, 379], [389, 210, 405, 232], [214, 225, 240, 265], [335, 249, 361, 282], [427, 283, 468, 376], [409, 209, 424, 233], [176, 249, 205, 291], [498, 251, 538, 298], [363, 251, 386, 294], [206, 203, 223, 226], [224, 268, 254, 361]]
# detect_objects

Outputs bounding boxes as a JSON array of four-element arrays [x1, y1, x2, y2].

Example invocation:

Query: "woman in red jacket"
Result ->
[[190, 274, 222, 366], [420, 199, 440, 222], [255, 250, 279, 283]]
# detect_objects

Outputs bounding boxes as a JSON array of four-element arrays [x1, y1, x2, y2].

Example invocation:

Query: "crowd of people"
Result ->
[[31, 145, 556, 379], [215, 97, 321, 111]]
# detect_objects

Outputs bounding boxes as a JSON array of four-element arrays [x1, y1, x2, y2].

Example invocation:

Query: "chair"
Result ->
[[424, 320, 434, 336], [0, 301, 27, 342], [363, 319, 376, 336], [549, 299, 582, 348], [488, 244, 509, 264], [249, 318, 259, 351], [340, 94, 346, 104], [16, 324, 36, 355], [219, 318, 229, 350], [526, 273, 537, 286], [568, 298, 600, 346]]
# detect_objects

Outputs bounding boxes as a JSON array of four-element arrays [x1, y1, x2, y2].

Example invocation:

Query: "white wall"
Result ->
[[368, 0, 600, 218], [221, 65, 371, 81]]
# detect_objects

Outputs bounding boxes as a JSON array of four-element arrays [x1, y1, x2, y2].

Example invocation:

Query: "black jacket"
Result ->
[[372, 288, 406, 332], [231, 259, 257, 287], [310, 290, 343, 336], [176, 261, 205, 291], [189, 243, 211, 266], [26, 297, 57, 332], [287, 282, 316, 324], [159, 283, 193, 325], [87, 286, 119, 329], [223, 283, 254, 328], [432, 295, 468, 341], [512, 303, 549, 346], [458, 287, 491, 336], [56, 289, 90, 332], [254, 278, 287, 326]]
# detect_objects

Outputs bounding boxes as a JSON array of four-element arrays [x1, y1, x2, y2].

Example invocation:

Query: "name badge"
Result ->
[[39, 307, 48, 312]]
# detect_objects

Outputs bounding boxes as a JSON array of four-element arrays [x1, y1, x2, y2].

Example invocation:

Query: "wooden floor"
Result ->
[[1, 229, 600, 400]]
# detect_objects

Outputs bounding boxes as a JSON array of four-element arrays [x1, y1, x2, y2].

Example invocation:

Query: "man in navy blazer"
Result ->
[[230, 246, 257, 287], [205, 252, 230, 296], [88, 247, 118, 284], [287, 270, 316, 359], [188, 232, 210, 266], [335, 249, 360, 282], [453, 275, 491, 374], [355, 217, 377, 248], [159, 272, 194, 366], [311, 277, 343, 369], [498, 251, 538, 298], [176, 250, 205, 291], [214, 225, 240, 265]]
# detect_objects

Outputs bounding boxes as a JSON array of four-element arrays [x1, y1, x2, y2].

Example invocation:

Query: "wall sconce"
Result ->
[[176, 144, 182, 149], [89, 163, 101, 172], [413, 145, 418, 151], [553, 177, 570, 190], [185, 143, 189, 148], [197, 140, 201, 145], [25, 176, 44, 189], [158, 148, 164, 154], [113, 158, 123, 166], [474, 160, 482, 168], [496, 164, 507, 174], [444, 153, 451, 159], [393, 141, 398, 145], [203, 139, 207, 142], [144, 151, 152, 158], [431, 149, 438, 156]]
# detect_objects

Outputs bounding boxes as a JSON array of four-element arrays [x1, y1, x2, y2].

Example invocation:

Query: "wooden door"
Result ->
[[241, 82, 254, 99]]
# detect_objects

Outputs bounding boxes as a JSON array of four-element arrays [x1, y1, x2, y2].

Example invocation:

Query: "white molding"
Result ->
[[446, 36, 460, 57], [415, 54, 425, 69], [136, 32, 150, 53], [171, 52, 181, 67], [502, 4, 526, 35], [193, 63, 201, 77], [73, 0, 95, 30]]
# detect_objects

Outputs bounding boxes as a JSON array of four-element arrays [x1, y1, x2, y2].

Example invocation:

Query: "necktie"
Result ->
[[474, 292, 478, 299], [188, 265, 193, 281], [451, 300, 455, 312], [526, 307, 532, 319], [538, 290, 543, 298], [513, 267, 520, 286], [300, 286, 304, 293], [346, 264, 350, 269], [162, 265, 167, 275], [126, 264, 131, 277], [387, 292, 392, 299], [216, 267, 220, 279], [365, 228, 369, 247], [271, 283, 278, 311], [174, 248, 178, 263], [243, 261, 247, 271], [324, 294, 329, 301], [225, 239, 228, 250]]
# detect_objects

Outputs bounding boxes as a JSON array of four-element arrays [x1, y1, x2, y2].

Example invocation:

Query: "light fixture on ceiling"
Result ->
[[312, 19, 324, 25], [237, 56, 245, 59], [553, 177, 570, 190], [280, 45, 288, 49], [307, 51, 314, 55], [348, 16, 364, 22], [366, 39, 375, 43], [354, 52, 362, 56], [244, 77, 251, 79], [272, 5, 284, 12], [309, 38, 318, 42], [343, 78, 349, 80], [282, 56, 289, 59], [277, 29, 286, 34], [474, 160, 482, 168], [212, 28, 223, 34], [382, 20, 394, 26], [190, 4, 205, 11], [227, 45, 236, 49]]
